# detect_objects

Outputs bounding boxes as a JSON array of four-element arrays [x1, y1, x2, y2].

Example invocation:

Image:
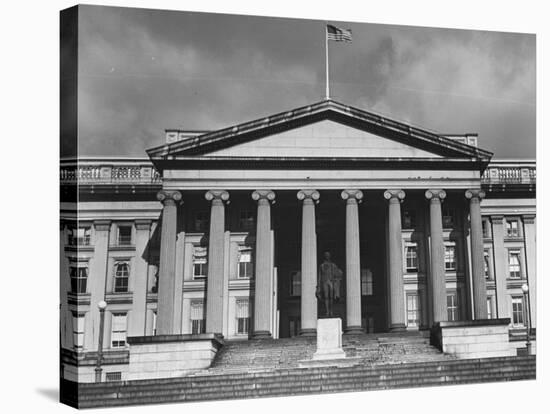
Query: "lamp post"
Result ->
[[521, 284, 531, 355], [95, 300, 107, 383]]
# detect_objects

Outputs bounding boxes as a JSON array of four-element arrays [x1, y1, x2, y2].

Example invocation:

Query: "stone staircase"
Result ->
[[208, 331, 454, 374], [65, 355, 535, 408]]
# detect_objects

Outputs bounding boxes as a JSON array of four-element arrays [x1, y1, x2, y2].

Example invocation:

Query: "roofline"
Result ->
[[147, 98, 493, 160]]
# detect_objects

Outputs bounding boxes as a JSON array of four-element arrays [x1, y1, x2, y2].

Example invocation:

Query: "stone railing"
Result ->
[[60, 159, 161, 185], [481, 160, 536, 185], [61, 158, 535, 186]]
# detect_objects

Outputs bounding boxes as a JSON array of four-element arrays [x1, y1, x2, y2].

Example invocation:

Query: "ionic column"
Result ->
[[384, 190, 407, 331], [465, 189, 488, 319], [156, 190, 182, 335], [297, 190, 320, 336], [129, 219, 152, 336], [205, 190, 230, 335], [252, 190, 276, 338], [425, 189, 448, 323], [341, 189, 364, 334]]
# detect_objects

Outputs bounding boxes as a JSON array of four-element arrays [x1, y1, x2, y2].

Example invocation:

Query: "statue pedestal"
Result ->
[[312, 318, 346, 360]]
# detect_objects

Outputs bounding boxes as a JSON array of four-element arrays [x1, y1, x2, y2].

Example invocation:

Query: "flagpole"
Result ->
[[325, 22, 330, 99]]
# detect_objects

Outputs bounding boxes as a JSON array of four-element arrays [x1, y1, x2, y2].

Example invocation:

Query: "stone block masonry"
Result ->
[[127, 334, 223, 380]]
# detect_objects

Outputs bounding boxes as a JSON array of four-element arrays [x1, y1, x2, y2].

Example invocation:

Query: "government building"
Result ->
[[60, 99, 536, 388]]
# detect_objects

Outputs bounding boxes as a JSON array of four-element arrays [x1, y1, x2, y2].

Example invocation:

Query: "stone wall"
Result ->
[[127, 334, 224, 380], [432, 319, 516, 359]]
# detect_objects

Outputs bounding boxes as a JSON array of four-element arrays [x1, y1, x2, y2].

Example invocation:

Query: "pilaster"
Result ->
[[490, 215, 507, 318], [128, 219, 151, 336], [87, 220, 111, 351]]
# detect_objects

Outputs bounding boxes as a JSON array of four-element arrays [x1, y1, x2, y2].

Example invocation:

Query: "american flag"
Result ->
[[327, 24, 352, 42]]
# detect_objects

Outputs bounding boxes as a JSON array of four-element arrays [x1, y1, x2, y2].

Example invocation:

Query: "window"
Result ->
[[114, 262, 130, 293], [111, 313, 127, 348], [238, 246, 253, 279], [152, 311, 157, 336], [506, 219, 520, 238], [193, 246, 208, 279], [484, 249, 492, 279], [194, 211, 209, 232], [236, 299, 250, 335], [442, 208, 455, 228], [68, 227, 91, 246], [72, 313, 85, 351], [508, 251, 521, 278], [444, 244, 456, 271], [117, 226, 132, 245], [511, 297, 524, 327], [361, 269, 373, 296], [487, 296, 494, 319], [402, 210, 416, 229], [405, 244, 418, 272], [447, 293, 459, 321], [239, 210, 255, 231], [290, 271, 301, 296], [482, 219, 491, 238], [406, 294, 421, 327], [191, 301, 205, 334], [69, 262, 88, 294]]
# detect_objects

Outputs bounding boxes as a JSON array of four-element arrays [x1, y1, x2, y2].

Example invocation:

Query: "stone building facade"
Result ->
[[60, 99, 536, 382]]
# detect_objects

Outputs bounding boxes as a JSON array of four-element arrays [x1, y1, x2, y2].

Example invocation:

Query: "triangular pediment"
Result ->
[[206, 119, 442, 158], [147, 99, 493, 163]]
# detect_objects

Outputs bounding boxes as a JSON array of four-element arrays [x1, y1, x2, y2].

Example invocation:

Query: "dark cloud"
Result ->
[[73, 5, 535, 159]]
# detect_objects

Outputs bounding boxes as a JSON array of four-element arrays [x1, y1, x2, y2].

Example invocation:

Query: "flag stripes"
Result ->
[[327, 24, 352, 42]]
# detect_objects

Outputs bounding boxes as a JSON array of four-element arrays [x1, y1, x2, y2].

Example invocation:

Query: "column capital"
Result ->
[[252, 190, 276, 204], [205, 190, 230, 204], [491, 215, 504, 224], [157, 190, 182, 206], [465, 189, 486, 201], [93, 220, 111, 231], [135, 219, 152, 231], [523, 214, 536, 224], [297, 189, 320, 203], [341, 189, 363, 203], [384, 189, 405, 202], [425, 189, 446, 201]]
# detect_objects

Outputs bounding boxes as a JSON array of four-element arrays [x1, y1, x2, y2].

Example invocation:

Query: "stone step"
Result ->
[[69, 356, 535, 408]]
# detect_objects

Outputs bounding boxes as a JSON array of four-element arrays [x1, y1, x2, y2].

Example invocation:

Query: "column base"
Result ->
[[389, 323, 407, 332], [252, 330, 272, 339], [299, 328, 317, 337], [344, 326, 364, 335]]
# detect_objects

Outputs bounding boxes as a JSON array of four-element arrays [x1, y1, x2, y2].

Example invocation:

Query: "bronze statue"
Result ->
[[316, 251, 343, 317]]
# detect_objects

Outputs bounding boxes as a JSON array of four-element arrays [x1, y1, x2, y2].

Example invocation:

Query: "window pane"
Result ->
[[118, 226, 132, 245], [445, 246, 456, 270], [193, 246, 208, 279], [111, 313, 127, 348], [114, 263, 129, 293]]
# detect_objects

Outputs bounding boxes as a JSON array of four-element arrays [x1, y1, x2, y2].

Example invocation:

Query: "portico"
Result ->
[[148, 99, 494, 339]]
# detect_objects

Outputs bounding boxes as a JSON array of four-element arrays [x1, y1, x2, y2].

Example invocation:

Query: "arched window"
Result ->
[[114, 262, 130, 293]]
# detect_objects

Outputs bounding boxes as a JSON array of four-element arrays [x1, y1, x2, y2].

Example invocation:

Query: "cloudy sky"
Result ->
[[73, 5, 535, 158]]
